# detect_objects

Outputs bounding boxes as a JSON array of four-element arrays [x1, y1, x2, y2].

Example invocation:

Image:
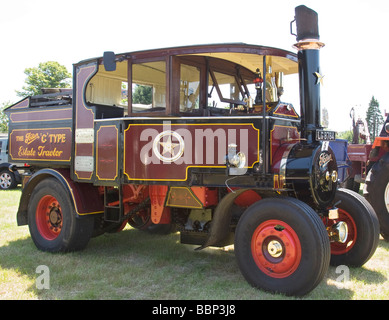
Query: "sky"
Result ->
[[0, 0, 388, 132]]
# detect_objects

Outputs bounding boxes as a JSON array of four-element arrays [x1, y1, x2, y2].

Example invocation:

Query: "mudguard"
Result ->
[[198, 188, 247, 249], [16, 168, 104, 226]]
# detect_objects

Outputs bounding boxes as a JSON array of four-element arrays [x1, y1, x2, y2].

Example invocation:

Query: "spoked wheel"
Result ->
[[28, 178, 94, 252], [128, 207, 152, 230], [127, 206, 175, 234], [235, 197, 330, 296], [328, 188, 379, 267], [0, 170, 17, 190]]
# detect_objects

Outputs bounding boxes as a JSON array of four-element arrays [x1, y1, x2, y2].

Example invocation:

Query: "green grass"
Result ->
[[0, 188, 388, 300]]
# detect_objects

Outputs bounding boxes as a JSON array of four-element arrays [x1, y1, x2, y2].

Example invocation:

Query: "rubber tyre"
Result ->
[[27, 178, 94, 252], [364, 152, 389, 240], [234, 197, 330, 296], [330, 188, 379, 266]]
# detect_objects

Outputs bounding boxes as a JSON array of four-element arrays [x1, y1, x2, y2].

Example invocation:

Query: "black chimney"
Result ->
[[293, 5, 324, 143], [294, 5, 320, 41]]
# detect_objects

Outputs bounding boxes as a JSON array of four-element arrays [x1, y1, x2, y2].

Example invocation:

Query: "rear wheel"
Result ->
[[329, 188, 379, 266], [234, 197, 330, 296], [28, 178, 94, 252], [364, 152, 389, 240]]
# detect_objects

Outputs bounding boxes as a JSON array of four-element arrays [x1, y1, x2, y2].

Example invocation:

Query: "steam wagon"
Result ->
[[5, 6, 379, 296]]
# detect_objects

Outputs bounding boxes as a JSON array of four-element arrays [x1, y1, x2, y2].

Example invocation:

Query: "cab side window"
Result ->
[[132, 61, 167, 113]]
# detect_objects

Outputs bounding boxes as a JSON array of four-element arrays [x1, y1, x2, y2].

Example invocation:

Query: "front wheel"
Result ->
[[27, 178, 94, 252], [234, 197, 330, 296], [328, 188, 379, 267]]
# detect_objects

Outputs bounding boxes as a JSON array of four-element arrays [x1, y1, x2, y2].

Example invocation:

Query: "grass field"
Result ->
[[0, 188, 388, 300]]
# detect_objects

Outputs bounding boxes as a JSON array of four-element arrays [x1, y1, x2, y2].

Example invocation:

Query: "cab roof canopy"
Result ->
[[79, 43, 298, 75]]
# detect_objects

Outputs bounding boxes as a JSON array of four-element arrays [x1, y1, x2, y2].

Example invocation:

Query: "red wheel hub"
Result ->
[[328, 209, 357, 255], [36, 195, 63, 240], [251, 220, 302, 278]]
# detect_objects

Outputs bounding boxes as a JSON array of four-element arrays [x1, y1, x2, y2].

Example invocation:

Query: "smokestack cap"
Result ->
[[294, 5, 320, 42]]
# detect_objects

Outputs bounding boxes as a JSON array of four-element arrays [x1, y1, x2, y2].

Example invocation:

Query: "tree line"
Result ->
[[338, 96, 385, 143], [1, 61, 71, 132]]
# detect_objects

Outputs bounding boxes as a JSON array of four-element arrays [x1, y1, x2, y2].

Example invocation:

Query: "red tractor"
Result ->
[[346, 108, 389, 240], [4, 6, 379, 296]]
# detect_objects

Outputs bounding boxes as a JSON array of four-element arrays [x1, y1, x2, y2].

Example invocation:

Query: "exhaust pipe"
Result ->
[[293, 5, 321, 43], [292, 5, 325, 143]]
